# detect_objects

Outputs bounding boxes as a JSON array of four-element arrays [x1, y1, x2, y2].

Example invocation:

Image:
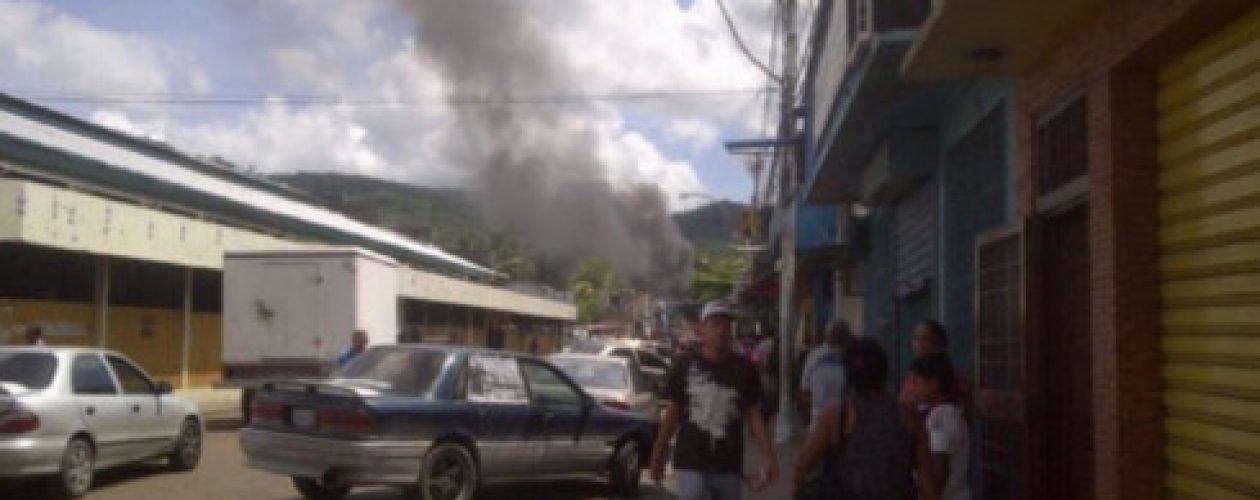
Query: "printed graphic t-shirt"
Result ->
[[664, 351, 762, 474]]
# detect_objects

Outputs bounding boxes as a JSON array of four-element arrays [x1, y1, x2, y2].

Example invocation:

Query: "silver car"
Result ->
[[547, 354, 660, 422], [0, 347, 203, 498], [564, 342, 671, 387]]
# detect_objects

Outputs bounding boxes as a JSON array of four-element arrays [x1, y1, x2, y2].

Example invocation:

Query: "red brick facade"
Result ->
[[1015, 1, 1259, 498]]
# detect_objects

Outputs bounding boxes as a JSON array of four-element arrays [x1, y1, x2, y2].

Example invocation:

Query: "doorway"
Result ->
[[1037, 204, 1094, 500]]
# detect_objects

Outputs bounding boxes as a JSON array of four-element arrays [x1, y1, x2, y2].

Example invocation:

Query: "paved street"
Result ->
[[7, 430, 799, 499], [8, 430, 673, 500]]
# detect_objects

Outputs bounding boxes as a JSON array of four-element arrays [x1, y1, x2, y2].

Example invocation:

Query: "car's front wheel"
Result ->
[[414, 443, 478, 500], [609, 440, 642, 497], [292, 476, 350, 500], [54, 436, 94, 498], [167, 417, 202, 471]]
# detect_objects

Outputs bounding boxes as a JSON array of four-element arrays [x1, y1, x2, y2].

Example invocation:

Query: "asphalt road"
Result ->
[[8, 430, 681, 500]]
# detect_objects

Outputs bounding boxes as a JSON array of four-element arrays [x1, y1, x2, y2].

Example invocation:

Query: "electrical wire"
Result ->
[[714, 0, 782, 84], [3, 87, 776, 107]]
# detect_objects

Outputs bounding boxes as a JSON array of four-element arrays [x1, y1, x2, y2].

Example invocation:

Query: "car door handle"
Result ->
[[132, 404, 141, 413], [84, 406, 95, 416]]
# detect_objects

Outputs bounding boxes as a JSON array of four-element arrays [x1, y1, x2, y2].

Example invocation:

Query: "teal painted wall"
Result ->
[[936, 81, 1016, 377]]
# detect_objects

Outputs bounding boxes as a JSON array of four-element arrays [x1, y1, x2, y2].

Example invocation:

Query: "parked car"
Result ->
[[239, 345, 655, 500], [0, 347, 203, 498], [547, 354, 660, 422], [565, 341, 671, 386]]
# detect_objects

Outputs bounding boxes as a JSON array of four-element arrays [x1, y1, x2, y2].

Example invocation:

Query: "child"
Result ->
[[909, 353, 970, 500]]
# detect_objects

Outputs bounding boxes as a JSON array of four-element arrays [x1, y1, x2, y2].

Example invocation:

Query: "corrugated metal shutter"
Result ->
[[1157, 6, 1260, 499], [895, 182, 936, 297]]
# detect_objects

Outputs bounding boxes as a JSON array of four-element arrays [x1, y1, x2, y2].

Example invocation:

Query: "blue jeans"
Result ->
[[675, 469, 742, 500]]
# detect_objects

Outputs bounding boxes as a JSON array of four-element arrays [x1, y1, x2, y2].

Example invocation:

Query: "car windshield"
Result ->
[[335, 348, 448, 395], [566, 342, 606, 355], [0, 352, 57, 390], [549, 357, 628, 391]]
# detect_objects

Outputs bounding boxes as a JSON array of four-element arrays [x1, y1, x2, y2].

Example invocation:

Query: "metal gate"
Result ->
[[974, 226, 1027, 500], [1157, 5, 1260, 498]]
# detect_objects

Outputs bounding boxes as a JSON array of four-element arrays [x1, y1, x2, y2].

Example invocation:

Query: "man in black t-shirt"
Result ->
[[649, 301, 778, 500]]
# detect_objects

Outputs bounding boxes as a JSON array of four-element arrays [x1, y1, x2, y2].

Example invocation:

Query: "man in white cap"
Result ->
[[649, 301, 779, 499]]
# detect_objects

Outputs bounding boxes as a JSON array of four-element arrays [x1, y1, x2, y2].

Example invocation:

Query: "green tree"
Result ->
[[688, 245, 747, 302], [569, 260, 622, 322]]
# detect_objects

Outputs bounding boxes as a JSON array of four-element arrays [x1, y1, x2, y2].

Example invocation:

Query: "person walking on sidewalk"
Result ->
[[793, 337, 939, 500], [799, 319, 850, 432], [650, 301, 779, 500], [900, 320, 972, 422], [908, 353, 971, 500]]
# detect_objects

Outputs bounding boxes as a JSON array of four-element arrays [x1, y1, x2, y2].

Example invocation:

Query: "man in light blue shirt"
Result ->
[[333, 330, 369, 369], [800, 320, 850, 433]]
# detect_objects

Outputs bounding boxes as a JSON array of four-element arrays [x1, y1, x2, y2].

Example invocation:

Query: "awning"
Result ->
[[900, 0, 1102, 79]]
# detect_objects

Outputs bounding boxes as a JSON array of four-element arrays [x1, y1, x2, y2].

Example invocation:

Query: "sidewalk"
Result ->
[[175, 386, 243, 430]]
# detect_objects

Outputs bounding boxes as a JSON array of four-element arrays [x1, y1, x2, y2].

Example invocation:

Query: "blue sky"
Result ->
[[1, 0, 777, 210]]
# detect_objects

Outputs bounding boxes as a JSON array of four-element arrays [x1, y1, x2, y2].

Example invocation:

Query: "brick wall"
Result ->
[[1015, 1, 1258, 498]]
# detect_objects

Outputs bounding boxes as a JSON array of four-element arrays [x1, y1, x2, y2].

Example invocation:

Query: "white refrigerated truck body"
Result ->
[[222, 246, 398, 378]]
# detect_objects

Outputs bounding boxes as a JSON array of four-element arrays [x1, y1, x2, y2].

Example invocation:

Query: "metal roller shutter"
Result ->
[[1157, 6, 1260, 499]]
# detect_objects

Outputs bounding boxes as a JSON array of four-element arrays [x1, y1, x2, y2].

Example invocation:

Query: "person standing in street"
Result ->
[[333, 329, 369, 369], [650, 301, 779, 500]]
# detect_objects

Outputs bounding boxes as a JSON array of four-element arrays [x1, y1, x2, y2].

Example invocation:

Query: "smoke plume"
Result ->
[[404, 0, 693, 296]]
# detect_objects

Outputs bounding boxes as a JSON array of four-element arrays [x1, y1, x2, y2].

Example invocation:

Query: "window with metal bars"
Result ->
[[1035, 96, 1088, 196]]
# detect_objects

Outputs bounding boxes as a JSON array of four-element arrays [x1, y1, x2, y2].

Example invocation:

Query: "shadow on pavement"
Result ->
[[260, 481, 678, 500], [5, 461, 183, 499], [7, 462, 677, 500]]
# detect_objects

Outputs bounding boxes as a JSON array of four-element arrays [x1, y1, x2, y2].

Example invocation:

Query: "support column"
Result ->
[[181, 267, 193, 389], [94, 256, 110, 347]]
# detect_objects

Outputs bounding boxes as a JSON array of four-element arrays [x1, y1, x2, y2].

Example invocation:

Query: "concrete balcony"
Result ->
[[900, 0, 1102, 79]]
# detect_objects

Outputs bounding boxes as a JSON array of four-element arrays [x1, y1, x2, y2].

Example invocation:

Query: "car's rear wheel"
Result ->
[[167, 417, 202, 471], [415, 443, 478, 500], [292, 476, 350, 500], [609, 440, 642, 497], [54, 436, 94, 498]]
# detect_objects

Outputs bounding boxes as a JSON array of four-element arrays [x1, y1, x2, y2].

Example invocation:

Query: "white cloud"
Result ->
[[666, 118, 722, 151], [0, 0, 206, 105], [4, 0, 782, 210]]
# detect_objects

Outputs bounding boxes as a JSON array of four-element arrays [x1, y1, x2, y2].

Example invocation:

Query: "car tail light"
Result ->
[[317, 406, 376, 438], [250, 399, 285, 424], [601, 400, 631, 411], [0, 405, 40, 434]]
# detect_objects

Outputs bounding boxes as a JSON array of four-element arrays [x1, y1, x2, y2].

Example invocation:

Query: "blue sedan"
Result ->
[[239, 345, 655, 500]]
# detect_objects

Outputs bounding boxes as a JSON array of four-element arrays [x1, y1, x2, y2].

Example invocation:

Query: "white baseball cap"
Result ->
[[700, 301, 737, 321]]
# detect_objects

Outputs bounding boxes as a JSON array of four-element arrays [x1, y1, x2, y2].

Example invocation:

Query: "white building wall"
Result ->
[[0, 179, 288, 268], [397, 268, 577, 321]]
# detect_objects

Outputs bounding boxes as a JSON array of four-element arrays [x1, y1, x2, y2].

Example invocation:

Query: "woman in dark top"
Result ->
[[792, 338, 939, 500]]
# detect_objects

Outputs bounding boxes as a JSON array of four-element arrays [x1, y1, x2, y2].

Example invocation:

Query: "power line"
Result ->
[[714, 0, 782, 84], [3, 87, 776, 107]]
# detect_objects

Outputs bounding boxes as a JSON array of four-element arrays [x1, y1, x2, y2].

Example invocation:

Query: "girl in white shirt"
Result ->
[[909, 353, 971, 500]]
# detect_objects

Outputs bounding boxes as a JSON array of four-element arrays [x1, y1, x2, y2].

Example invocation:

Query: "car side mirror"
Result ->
[[155, 381, 173, 395]]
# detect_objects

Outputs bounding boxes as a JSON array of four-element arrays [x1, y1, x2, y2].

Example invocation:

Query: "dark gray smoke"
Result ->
[[404, 0, 693, 296]]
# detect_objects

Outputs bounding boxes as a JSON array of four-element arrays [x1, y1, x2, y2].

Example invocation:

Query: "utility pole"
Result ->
[[774, 0, 799, 444]]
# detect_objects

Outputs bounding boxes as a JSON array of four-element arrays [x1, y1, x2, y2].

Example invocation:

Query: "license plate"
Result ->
[[291, 408, 316, 428]]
